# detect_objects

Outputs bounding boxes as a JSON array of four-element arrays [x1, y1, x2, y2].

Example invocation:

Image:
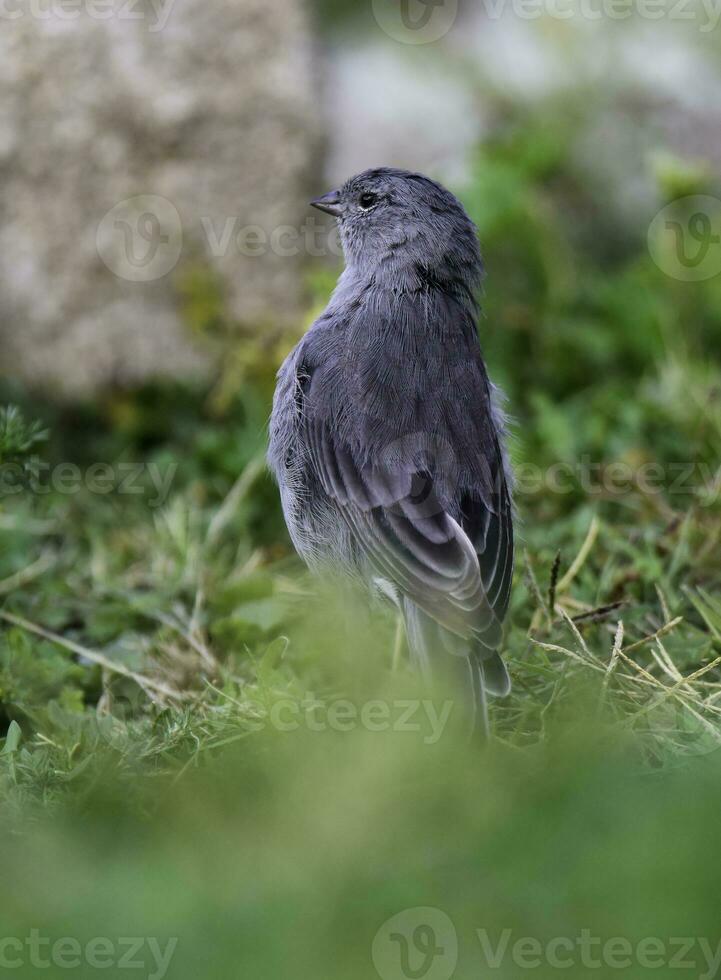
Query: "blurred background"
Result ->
[[1, 1, 721, 977]]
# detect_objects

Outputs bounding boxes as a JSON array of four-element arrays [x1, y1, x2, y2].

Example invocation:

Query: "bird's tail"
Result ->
[[402, 599, 510, 739]]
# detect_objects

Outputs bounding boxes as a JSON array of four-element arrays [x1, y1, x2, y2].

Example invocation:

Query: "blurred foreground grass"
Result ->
[[0, 117, 720, 977]]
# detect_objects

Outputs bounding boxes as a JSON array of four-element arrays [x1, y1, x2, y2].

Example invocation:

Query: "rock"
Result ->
[[0, 0, 320, 398]]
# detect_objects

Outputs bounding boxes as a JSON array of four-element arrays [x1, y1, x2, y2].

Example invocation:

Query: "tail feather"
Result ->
[[481, 652, 512, 698], [402, 598, 509, 738]]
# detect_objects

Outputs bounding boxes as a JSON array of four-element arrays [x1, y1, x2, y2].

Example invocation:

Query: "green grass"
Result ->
[[1, 116, 721, 976]]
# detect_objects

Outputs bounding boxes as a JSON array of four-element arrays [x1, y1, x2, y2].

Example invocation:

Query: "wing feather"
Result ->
[[305, 417, 512, 655]]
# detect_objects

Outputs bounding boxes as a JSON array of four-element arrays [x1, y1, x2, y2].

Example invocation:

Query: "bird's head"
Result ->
[[311, 167, 483, 296]]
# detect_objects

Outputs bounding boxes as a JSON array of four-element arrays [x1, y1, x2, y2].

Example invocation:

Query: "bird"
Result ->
[[268, 167, 513, 736]]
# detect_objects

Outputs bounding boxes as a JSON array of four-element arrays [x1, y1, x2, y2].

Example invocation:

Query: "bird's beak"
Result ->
[[310, 190, 342, 217]]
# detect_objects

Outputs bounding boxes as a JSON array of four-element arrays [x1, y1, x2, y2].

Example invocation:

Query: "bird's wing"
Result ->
[[304, 418, 512, 655]]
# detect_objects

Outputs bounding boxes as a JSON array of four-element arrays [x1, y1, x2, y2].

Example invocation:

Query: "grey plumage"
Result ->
[[268, 167, 513, 736]]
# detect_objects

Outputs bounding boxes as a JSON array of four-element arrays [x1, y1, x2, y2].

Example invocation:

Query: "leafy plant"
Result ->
[[0, 405, 47, 465]]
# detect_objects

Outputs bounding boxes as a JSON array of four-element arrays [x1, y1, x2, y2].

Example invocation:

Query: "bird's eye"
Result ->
[[359, 192, 378, 210]]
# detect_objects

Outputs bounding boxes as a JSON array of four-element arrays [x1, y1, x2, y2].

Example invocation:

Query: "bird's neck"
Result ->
[[319, 266, 480, 356], [333, 259, 480, 318]]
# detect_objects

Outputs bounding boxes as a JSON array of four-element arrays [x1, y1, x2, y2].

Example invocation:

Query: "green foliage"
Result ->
[[174, 261, 230, 340], [0, 405, 47, 464]]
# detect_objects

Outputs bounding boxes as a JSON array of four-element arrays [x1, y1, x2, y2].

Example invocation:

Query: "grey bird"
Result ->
[[268, 168, 513, 735]]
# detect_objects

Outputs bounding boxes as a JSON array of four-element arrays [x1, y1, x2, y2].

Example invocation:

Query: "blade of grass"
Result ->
[[557, 514, 600, 593], [0, 609, 187, 702]]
